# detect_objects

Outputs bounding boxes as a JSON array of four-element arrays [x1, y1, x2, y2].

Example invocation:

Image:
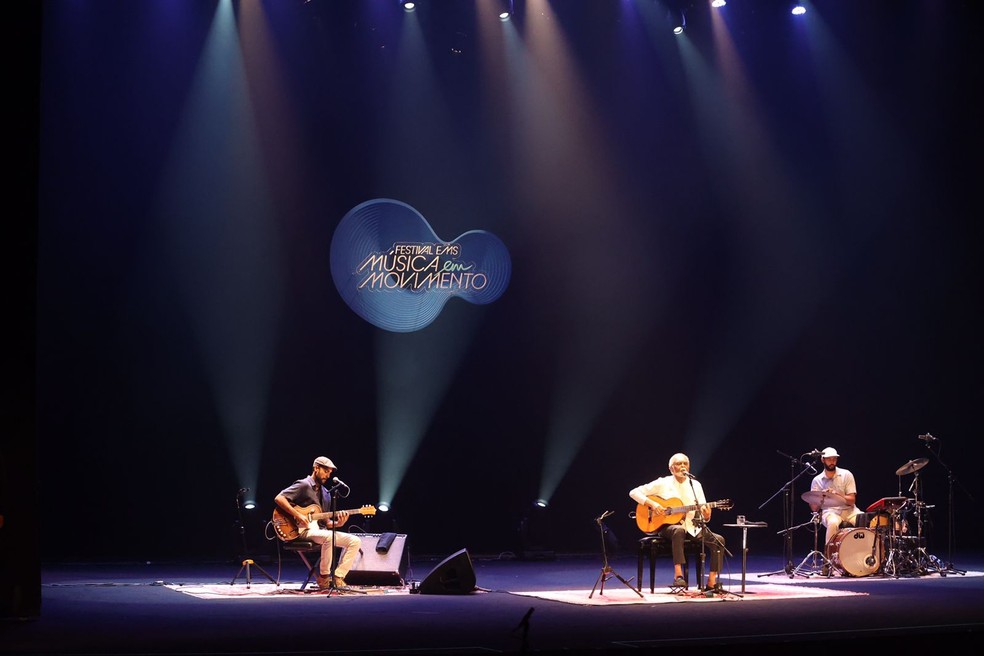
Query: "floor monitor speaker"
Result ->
[[418, 548, 477, 595], [345, 533, 408, 586]]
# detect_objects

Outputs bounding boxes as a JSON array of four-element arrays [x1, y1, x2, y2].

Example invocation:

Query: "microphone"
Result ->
[[681, 471, 697, 480], [807, 449, 823, 458], [918, 433, 937, 442], [332, 477, 350, 489]]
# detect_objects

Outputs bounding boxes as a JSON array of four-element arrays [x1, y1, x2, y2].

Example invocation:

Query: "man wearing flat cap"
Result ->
[[808, 447, 861, 561], [274, 456, 361, 590]]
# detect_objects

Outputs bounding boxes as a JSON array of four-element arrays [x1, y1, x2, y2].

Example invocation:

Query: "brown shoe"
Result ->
[[333, 576, 348, 589], [315, 573, 331, 590]]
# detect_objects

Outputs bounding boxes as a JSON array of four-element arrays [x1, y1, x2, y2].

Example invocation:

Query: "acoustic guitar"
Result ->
[[272, 504, 377, 542], [635, 495, 733, 534]]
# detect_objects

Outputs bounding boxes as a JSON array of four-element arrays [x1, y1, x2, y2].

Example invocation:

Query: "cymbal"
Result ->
[[801, 490, 842, 508], [895, 458, 929, 476]]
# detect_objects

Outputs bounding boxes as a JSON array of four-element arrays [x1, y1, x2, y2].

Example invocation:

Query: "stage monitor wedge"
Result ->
[[345, 533, 408, 586], [418, 548, 477, 595]]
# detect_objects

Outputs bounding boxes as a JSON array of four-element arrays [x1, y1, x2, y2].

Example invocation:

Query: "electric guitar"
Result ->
[[635, 495, 733, 534], [272, 504, 377, 542]]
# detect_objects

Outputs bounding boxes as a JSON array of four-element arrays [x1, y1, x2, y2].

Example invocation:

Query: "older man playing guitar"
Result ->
[[629, 452, 730, 592]]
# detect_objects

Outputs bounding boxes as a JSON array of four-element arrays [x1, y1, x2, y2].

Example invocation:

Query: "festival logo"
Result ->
[[330, 199, 512, 332]]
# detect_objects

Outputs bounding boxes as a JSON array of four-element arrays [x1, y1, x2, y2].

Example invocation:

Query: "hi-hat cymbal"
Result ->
[[801, 490, 842, 508], [895, 458, 929, 476]]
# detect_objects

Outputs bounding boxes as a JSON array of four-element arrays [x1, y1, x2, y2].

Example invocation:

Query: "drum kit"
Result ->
[[796, 457, 945, 578]]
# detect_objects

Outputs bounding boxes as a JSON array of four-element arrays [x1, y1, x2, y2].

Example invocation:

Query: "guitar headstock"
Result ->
[[718, 499, 734, 510], [361, 504, 377, 516]]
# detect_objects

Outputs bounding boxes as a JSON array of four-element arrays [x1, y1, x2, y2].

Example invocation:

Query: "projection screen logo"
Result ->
[[330, 199, 512, 332]]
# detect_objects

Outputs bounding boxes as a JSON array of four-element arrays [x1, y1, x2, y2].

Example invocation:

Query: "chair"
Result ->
[[280, 539, 322, 590], [637, 534, 705, 593]]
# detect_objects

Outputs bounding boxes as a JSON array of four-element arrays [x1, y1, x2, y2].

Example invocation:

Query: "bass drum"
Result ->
[[828, 527, 882, 577]]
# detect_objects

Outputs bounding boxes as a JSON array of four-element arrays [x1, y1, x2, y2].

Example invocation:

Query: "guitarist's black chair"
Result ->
[[637, 534, 705, 593], [280, 539, 322, 591]]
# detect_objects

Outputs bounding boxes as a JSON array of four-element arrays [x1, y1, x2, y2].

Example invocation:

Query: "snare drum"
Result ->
[[828, 527, 882, 577]]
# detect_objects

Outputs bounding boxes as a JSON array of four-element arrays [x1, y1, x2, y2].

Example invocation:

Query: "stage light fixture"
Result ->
[[711, 0, 727, 7], [236, 487, 256, 510], [498, 0, 513, 21], [673, 11, 686, 35], [791, 3, 807, 15], [402, 1, 415, 12], [378, 502, 391, 512], [517, 500, 555, 560]]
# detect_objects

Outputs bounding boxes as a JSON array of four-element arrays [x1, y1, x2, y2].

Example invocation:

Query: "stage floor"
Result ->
[[4, 550, 983, 655]]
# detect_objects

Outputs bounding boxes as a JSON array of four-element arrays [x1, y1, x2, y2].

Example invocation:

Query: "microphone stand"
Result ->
[[324, 480, 364, 596], [686, 476, 735, 597], [920, 439, 968, 576], [685, 476, 709, 592], [759, 451, 816, 578]]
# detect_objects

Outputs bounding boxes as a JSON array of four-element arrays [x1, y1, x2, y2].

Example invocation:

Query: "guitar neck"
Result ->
[[665, 500, 725, 515], [308, 508, 368, 521]]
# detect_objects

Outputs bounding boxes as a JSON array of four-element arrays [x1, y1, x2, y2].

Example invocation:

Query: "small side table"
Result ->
[[722, 521, 768, 593]]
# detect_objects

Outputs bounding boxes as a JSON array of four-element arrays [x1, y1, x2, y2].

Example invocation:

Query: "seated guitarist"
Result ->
[[629, 453, 726, 592], [274, 456, 362, 590]]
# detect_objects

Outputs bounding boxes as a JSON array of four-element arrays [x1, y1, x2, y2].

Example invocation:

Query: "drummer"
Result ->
[[809, 447, 862, 556]]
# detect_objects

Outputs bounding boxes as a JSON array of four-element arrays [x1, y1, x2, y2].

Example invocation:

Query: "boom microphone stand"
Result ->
[[685, 473, 735, 597], [759, 451, 817, 578], [920, 434, 969, 576], [324, 478, 365, 596]]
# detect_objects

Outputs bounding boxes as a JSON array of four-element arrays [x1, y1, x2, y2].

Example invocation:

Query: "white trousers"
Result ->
[[821, 509, 860, 546], [300, 526, 362, 578]]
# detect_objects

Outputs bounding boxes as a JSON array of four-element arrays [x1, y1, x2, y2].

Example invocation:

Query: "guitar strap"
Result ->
[[668, 479, 702, 537]]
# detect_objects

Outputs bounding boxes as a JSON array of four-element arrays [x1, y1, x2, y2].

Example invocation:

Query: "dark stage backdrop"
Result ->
[[31, 0, 983, 567]]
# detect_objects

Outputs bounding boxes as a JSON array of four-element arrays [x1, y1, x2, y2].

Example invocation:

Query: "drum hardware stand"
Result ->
[[904, 469, 945, 577], [589, 511, 642, 599], [867, 497, 909, 578], [790, 510, 834, 577], [880, 502, 907, 578], [759, 451, 816, 578]]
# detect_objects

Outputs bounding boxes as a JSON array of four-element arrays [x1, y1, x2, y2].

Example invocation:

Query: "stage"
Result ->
[[8, 3, 984, 653], [5, 550, 982, 655]]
